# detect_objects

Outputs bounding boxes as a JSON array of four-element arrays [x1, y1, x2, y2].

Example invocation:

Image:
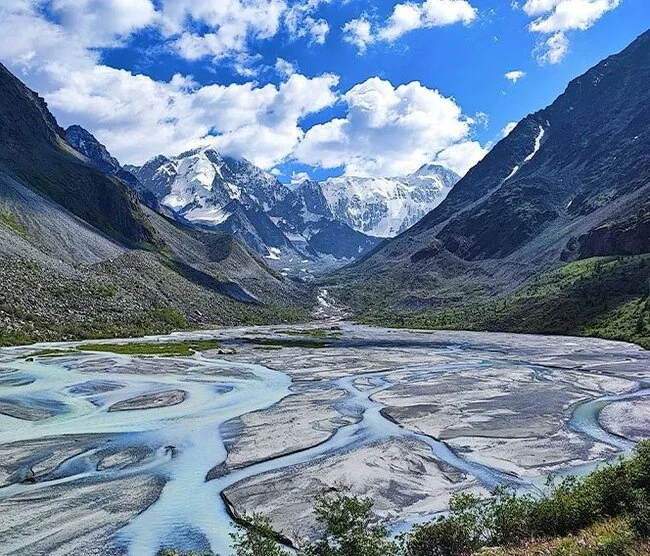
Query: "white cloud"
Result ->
[[343, 0, 477, 53], [51, 0, 157, 46], [534, 30, 570, 64], [527, 0, 620, 33], [45, 67, 339, 167], [342, 16, 374, 54], [502, 121, 518, 137], [275, 57, 297, 77], [295, 77, 487, 176], [285, 0, 337, 45], [291, 171, 311, 184], [0, 1, 340, 168], [434, 141, 487, 176], [0, 0, 482, 178], [518, 0, 621, 64], [504, 70, 526, 83], [162, 0, 286, 62], [522, 0, 562, 15]]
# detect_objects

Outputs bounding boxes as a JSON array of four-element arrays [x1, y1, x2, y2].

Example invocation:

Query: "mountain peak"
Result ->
[[321, 166, 460, 237], [66, 125, 121, 174], [412, 163, 458, 180]]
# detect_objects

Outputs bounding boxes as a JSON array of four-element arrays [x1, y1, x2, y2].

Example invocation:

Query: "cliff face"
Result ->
[[327, 30, 650, 345], [577, 200, 650, 258], [0, 63, 157, 248]]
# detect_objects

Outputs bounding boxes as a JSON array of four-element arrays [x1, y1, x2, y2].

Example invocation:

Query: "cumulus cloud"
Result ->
[[47, 67, 339, 167], [379, 0, 477, 42], [435, 141, 487, 176], [343, 0, 477, 54], [516, 0, 621, 64], [162, 0, 286, 62], [0, 0, 481, 177], [0, 1, 340, 167], [294, 77, 487, 177], [51, 0, 156, 46], [504, 70, 526, 83], [342, 16, 374, 54]]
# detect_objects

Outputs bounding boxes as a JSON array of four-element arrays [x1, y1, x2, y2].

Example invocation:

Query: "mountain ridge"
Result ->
[[327, 29, 650, 348], [320, 164, 459, 238], [0, 63, 312, 346], [127, 146, 386, 263]]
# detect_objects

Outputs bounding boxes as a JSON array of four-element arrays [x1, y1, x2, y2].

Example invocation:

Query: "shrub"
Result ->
[[230, 513, 290, 556], [303, 493, 400, 556], [402, 516, 476, 556]]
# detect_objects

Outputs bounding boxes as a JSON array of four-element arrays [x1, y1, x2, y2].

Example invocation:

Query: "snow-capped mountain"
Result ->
[[126, 148, 380, 262], [320, 164, 460, 238]]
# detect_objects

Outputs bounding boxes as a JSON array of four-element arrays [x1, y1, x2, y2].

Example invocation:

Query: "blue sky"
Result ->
[[1, 1, 648, 182]]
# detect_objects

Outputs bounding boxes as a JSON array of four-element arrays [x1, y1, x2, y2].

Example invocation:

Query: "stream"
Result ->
[[0, 328, 648, 555]]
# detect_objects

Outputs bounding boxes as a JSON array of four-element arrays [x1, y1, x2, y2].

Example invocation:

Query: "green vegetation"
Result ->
[[164, 441, 650, 556], [0, 211, 26, 235], [23, 348, 80, 359], [342, 255, 650, 349], [303, 493, 399, 556], [243, 337, 331, 349], [230, 514, 291, 556], [80, 339, 222, 356], [483, 518, 646, 555], [278, 326, 343, 339]]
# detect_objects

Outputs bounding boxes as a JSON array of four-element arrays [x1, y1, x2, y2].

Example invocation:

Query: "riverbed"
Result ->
[[1, 323, 649, 555]]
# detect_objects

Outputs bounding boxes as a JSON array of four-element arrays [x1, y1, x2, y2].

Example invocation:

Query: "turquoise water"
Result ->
[[0, 334, 647, 555]]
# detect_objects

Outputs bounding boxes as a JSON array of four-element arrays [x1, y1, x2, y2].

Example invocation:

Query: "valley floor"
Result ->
[[1, 323, 649, 555]]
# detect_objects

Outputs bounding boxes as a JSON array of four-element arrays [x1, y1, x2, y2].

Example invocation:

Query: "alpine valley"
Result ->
[[1, 14, 650, 556]]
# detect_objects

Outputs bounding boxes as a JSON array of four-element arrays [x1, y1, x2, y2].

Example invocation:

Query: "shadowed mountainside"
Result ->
[[0, 64, 311, 345], [328, 29, 650, 347]]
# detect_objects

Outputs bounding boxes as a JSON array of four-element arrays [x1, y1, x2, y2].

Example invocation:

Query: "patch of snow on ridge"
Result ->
[[524, 125, 545, 163], [266, 247, 281, 260], [161, 151, 217, 211], [504, 165, 520, 182], [185, 206, 232, 225]]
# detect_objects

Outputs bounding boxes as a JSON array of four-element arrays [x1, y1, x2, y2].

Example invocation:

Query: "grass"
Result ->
[[80, 339, 222, 356], [480, 517, 649, 555], [345, 255, 650, 350], [243, 337, 331, 349], [0, 211, 26, 235]]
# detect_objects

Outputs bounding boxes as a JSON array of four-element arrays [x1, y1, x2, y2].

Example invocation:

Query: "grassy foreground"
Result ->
[[163, 441, 650, 556]]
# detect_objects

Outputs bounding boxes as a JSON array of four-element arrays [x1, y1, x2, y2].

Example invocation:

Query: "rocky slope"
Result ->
[[321, 164, 459, 237], [0, 63, 156, 249], [0, 64, 310, 345], [65, 125, 158, 209], [329, 29, 650, 345]]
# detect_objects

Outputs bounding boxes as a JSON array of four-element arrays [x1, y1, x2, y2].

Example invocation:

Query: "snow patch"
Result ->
[[320, 166, 459, 238], [524, 125, 545, 163], [265, 247, 281, 260], [504, 165, 520, 182]]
